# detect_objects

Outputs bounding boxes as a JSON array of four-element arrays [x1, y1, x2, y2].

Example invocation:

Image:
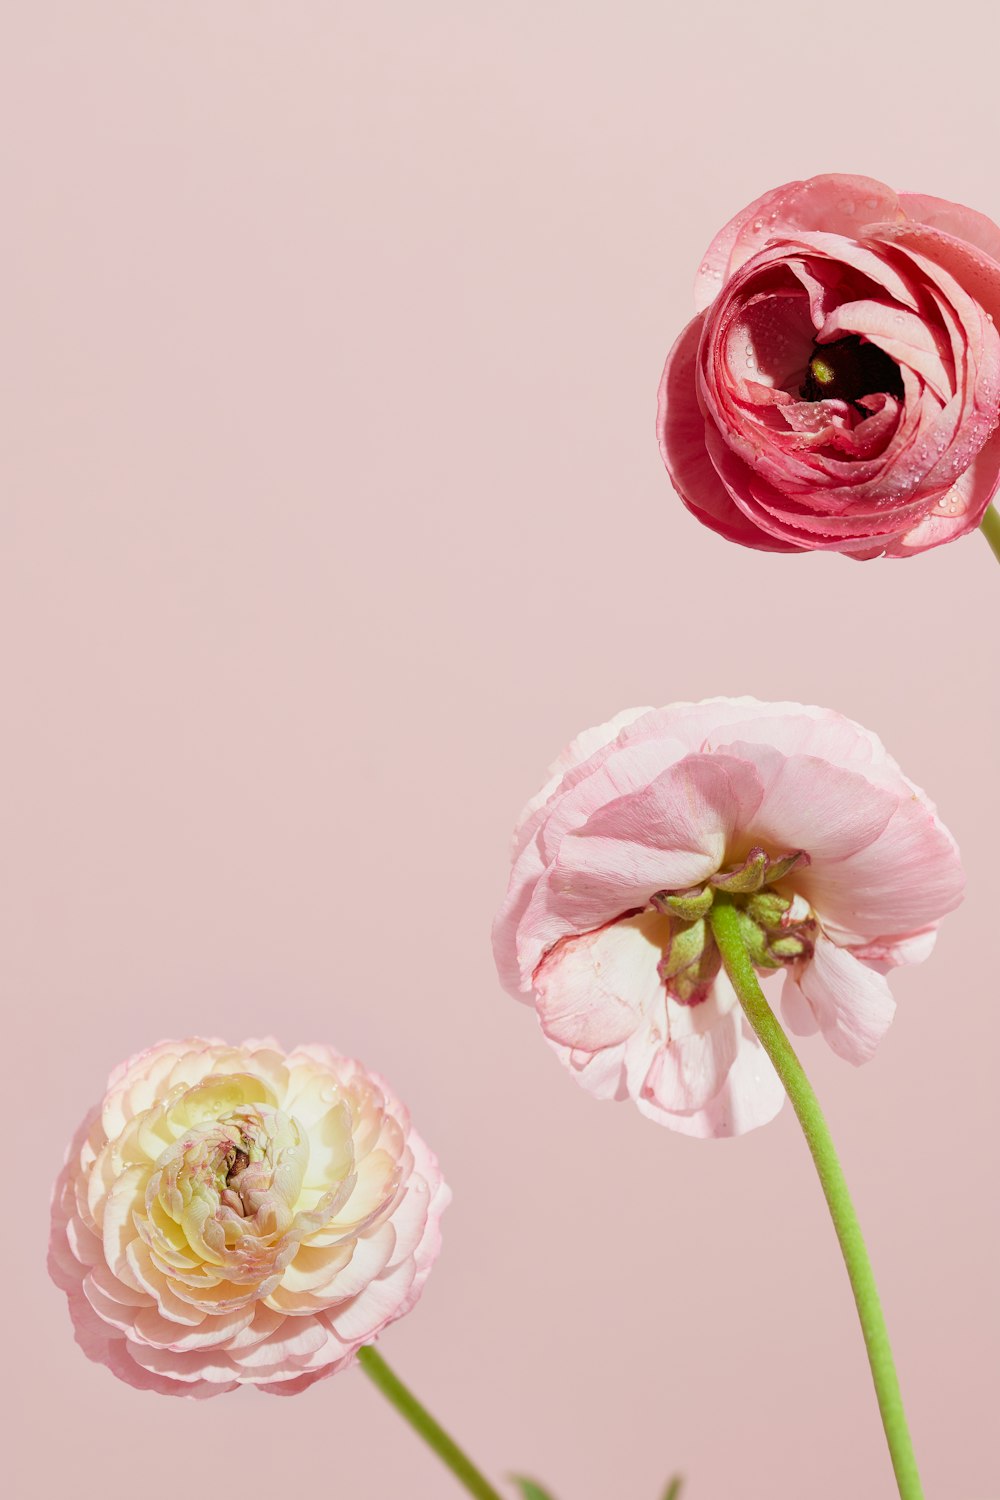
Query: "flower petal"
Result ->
[[780, 972, 820, 1037], [635, 1015, 785, 1137], [802, 796, 964, 940], [693, 174, 904, 312], [515, 753, 765, 984], [657, 313, 791, 550], [535, 912, 666, 1051], [796, 936, 896, 1064], [715, 741, 898, 862]]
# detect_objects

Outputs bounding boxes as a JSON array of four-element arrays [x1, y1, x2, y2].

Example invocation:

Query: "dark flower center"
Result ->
[[799, 335, 904, 406], [226, 1146, 250, 1186]]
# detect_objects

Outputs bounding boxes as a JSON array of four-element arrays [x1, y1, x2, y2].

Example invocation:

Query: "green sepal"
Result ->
[[653, 885, 714, 921], [769, 934, 807, 960], [735, 906, 772, 965], [666, 938, 722, 1004], [510, 1479, 559, 1500], [658, 917, 708, 979], [710, 846, 768, 893], [746, 890, 791, 931], [764, 849, 809, 883]]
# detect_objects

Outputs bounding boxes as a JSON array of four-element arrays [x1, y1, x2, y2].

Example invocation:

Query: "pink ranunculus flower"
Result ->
[[493, 699, 964, 1137], [49, 1038, 449, 1396], [658, 173, 1000, 557]]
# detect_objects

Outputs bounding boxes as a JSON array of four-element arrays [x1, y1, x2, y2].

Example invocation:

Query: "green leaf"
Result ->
[[510, 1478, 559, 1500], [661, 1477, 684, 1500]]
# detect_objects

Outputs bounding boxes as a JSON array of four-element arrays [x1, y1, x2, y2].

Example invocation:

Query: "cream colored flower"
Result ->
[[49, 1038, 449, 1396]]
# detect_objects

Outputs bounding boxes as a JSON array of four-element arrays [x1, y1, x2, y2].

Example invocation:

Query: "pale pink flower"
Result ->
[[493, 700, 963, 1136], [658, 173, 1000, 557], [49, 1038, 449, 1396]]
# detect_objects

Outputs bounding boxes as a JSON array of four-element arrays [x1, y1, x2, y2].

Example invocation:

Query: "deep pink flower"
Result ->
[[658, 174, 1000, 557], [49, 1038, 449, 1396], [493, 700, 963, 1136]]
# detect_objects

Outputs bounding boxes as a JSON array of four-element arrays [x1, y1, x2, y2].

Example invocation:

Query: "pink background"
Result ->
[[6, 4, 998, 1497]]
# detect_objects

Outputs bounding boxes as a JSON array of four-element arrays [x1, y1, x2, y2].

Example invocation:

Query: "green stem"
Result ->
[[708, 897, 923, 1500], [357, 1345, 504, 1500], [982, 502, 1000, 565]]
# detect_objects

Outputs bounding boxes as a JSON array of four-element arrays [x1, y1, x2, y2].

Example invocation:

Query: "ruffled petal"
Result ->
[[635, 1014, 785, 1137], [795, 936, 896, 1064], [535, 912, 665, 1051], [694, 174, 904, 311], [715, 741, 898, 861], [657, 313, 793, 550], [802, 795, 964, 940], [515, 753, 765, 984]]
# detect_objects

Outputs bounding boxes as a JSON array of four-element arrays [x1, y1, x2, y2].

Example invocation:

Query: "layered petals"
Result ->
[[783, 936, 896, 1064], [493, 698, 963, 1137], [660, 173, 1000, 557], [50, 1039, 449, 1396]]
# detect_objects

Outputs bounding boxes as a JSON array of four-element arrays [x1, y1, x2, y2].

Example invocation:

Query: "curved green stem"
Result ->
[[357, 1345, 504, 1500], [709, 897, 923, 1500], [982, 503, 1000, 565]]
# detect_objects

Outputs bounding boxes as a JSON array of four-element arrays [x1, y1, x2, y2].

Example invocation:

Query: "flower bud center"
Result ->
[[226, 1147, 251, 1187], [150, 1095, 310, 1246], [650, 846, 815, 1006], [800, 335, 904, 406]]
